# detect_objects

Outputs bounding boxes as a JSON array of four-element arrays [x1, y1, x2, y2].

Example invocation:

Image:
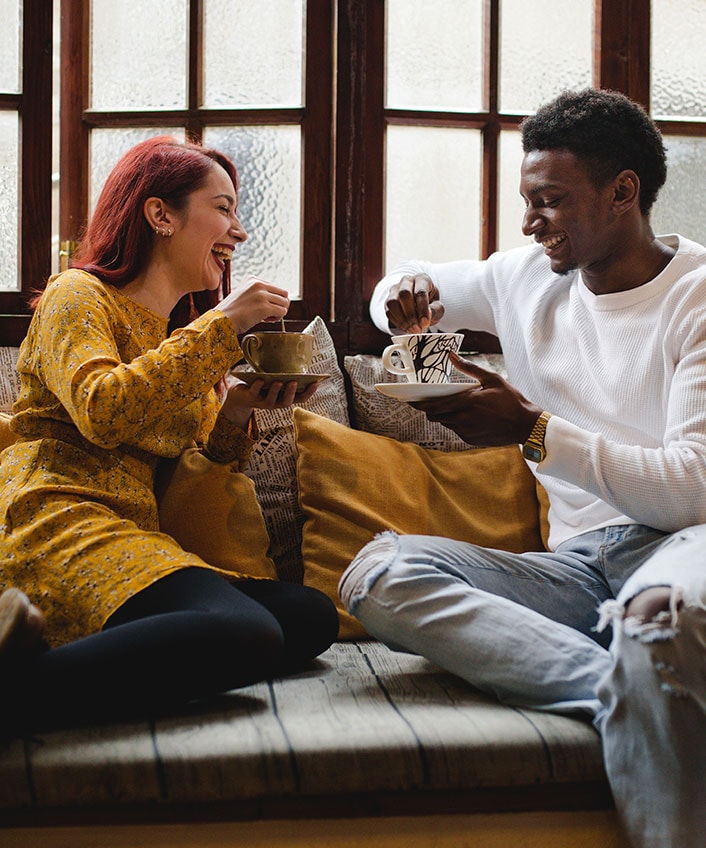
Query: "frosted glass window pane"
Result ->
[[500, 0, 592, 114], [0, 0, 21, 92], [89, 128, 186, 214], [498, 130, 532, 252], [385, 126, 481, 271], [204, 126, 301, 298], [386, 0, 483, 112], [204, 0, 305, 108], [651, 136, 706, 246], [651, 1, 706, 118], [0, 112, 19, 291], [90, 0, 187, 110]]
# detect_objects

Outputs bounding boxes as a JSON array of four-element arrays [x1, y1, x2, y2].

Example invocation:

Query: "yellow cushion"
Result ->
[[1, 417, 275, 580], [0, 413, 17, 453], [294, 408, 545, 638], [157, 447, 277, 581]]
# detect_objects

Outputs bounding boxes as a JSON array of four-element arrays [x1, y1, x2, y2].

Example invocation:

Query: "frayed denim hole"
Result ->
[[338, 531, 400, 615]]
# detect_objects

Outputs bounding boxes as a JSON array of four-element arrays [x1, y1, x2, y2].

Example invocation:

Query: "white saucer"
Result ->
[[233, 371, 330, 393], [374, 381, 477, 402]]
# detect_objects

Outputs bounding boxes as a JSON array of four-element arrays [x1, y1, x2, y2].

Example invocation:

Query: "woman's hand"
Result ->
[[215, 275, 291, 335], [219, 372, 319, 430]]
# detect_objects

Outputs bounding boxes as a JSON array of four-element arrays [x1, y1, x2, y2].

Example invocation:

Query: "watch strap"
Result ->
[[522, 411, 552, 462]]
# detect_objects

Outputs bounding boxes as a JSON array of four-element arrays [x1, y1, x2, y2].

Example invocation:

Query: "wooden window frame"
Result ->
[[337, 0, 655, 353], [4, 0, 702, 354], [0, 0, 53, 345], [58, 0, 333, 322]]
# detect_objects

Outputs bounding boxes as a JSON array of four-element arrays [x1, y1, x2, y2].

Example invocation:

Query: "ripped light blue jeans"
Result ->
[[338, 524, 706, 848]]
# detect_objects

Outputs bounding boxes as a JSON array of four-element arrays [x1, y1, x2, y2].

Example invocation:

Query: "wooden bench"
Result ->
[[0, 641, 627, 847], [0, 329, 628, 847]]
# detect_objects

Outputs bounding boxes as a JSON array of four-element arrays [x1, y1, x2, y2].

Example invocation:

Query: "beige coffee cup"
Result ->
[[240, 332, 314, 374]]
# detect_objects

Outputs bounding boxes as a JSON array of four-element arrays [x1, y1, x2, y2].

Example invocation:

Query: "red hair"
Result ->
[[42, 136, 239, 327]]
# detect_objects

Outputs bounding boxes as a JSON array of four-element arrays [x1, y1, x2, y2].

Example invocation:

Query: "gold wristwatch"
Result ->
[[522, 411, 552, 463]]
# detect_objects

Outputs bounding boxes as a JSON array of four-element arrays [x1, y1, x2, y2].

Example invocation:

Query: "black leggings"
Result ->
[[12, 569, 338, 730]]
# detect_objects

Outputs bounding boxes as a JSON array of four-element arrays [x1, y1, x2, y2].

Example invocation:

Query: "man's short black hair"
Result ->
[[520, 88, 667, 215]]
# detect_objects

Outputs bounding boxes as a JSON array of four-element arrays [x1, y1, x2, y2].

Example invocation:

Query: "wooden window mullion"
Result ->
[[594, 0, 651, 107], [20, 0, 53, 299], [59, 0, 90, 256], [186, 0, 203, 141], [298, 0, 334, 323], [334, 0, 388, 352], [480, 0, 500, 258]]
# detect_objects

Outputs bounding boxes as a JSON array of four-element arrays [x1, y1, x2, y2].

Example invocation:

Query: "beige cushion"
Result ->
[[294, 408, 546, 639], [0, 347, 21, 414], [237, 316, 350, 582]]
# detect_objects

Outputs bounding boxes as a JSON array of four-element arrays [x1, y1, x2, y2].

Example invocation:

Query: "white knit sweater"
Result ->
[[370, 235, 706, 550]]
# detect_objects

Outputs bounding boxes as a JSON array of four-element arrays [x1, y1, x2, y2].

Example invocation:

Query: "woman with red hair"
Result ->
[[0, 136, 337, 732]]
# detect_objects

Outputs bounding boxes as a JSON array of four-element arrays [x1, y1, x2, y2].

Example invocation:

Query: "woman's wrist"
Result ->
[[220, 405, 253, 432]]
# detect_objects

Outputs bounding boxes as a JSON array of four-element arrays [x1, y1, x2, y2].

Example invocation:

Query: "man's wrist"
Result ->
[[522, 411, 552, 463]]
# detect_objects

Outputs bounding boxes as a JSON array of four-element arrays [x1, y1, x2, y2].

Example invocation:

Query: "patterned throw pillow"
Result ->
[[0, 348, 21, 414], [235, 316, 350, 582]]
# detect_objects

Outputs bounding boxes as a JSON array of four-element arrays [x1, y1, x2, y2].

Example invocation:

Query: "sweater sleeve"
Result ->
[[25, 277, 243, 452], [540, 328, 706, 534], [369, 251, 532, 336]]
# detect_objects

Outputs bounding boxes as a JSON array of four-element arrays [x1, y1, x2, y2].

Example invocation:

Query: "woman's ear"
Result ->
[[612, 170, 640, 215], [143, 197, 174, 233]]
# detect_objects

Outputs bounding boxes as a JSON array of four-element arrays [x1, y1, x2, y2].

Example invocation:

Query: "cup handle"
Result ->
[[241, 334, 262, 370], [382, 344, 416, 380]]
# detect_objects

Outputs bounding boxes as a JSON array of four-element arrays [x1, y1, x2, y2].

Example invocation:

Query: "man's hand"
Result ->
[[384, 273, 445, 333], [412, 352, 543, 447]]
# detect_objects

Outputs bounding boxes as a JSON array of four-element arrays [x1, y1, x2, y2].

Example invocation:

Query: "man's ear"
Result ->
[[612, 170, 640, 215], [143, 196, 173, 231]]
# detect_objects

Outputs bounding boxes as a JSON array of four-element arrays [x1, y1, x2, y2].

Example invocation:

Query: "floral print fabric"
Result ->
[[0, 270, 254, 646]]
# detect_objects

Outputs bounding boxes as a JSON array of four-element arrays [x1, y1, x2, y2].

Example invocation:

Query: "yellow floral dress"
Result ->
[[0, 270, 256, 647]]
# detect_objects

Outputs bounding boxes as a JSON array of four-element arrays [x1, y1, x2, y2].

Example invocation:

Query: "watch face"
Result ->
[[523, 445, 542, 462]]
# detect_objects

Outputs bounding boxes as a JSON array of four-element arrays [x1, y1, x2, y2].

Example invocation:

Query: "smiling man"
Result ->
[[340, 89, 706, 848]]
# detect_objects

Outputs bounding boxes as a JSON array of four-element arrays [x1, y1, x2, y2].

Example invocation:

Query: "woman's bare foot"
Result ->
[[0, 588, 46, 657]]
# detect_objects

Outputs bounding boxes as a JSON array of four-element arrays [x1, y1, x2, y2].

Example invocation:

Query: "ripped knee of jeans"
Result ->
[[597, 585, 683, 642], [338, 530, 400, 616], [597, 586, 701, 698]]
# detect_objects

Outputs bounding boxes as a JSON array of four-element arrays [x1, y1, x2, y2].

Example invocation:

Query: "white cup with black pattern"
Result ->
[[382, 333, 464, 384]]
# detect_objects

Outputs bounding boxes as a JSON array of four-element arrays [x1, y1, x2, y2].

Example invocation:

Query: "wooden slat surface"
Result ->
[[358, 642, 605, 787], [154, 683, 296, 801], [0, 642, 607, 817], [0, 738, 31, 808], [25, 723, 161, 808]]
